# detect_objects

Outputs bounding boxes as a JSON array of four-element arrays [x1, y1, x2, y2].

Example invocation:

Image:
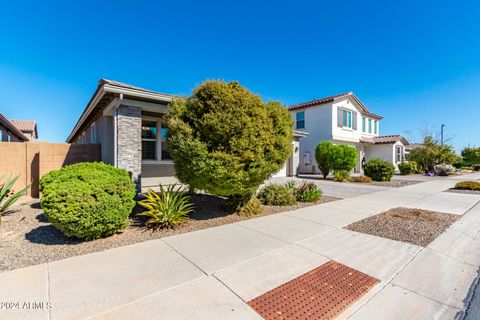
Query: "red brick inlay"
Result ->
[[247, 260, 379, 320]]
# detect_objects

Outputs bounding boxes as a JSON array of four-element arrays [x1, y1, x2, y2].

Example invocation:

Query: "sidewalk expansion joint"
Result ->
[[83, 276, 207, 320], [160, 238, 208, 276]]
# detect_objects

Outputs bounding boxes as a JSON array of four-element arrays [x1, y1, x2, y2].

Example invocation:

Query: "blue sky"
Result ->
[[0, 1, 479, 151]]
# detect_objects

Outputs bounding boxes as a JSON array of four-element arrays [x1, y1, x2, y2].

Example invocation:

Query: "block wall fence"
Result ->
[[0, 142, 101, 198]]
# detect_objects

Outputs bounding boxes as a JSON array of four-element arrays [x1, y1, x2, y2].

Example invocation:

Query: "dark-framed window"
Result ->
[[296, 111, 305, 129], [142, 120, 157, 160]]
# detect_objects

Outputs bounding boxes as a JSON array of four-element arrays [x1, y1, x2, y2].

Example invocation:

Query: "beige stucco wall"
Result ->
[[0, 142, 101, 198]]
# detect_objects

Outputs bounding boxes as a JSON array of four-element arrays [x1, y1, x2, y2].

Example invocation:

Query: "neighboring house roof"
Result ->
[[288, 92, 383, 119], [360, 135, 409, 145], [67, 79, 175, 143], [0, 113, 29, 141], [11, 120, 37, 137]]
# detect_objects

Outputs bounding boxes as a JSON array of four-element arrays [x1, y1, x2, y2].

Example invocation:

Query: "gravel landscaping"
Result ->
[[0, 194, 340, 272], [298, 175, 422, 188], [445, 189, 480, 195], [344, 207, 460, 247], [360, 179, 423, 188]]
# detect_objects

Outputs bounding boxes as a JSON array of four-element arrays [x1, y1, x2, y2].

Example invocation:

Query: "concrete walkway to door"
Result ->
[[1, 173, 479, 320]]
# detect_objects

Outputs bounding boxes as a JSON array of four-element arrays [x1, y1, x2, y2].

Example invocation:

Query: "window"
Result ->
[[296, 112, 305, 129], [161, 127, 172, 160], [374, 120, 378, 134], [142, 120, 157, 160], [396, 145, 403, 162], [368, 119, 372, 133], [90, 123, 96, 143], [342, 109, 352, 128], [362, 117, 366, 132]]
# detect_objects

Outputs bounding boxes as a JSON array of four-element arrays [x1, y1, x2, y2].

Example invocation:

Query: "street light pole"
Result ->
[[441, 124, 445, 147]]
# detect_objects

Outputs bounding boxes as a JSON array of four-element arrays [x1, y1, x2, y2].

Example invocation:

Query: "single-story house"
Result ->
[[288, 92, 409, 173], [67, 79, 305, 191], [0, 113, 29, 142]]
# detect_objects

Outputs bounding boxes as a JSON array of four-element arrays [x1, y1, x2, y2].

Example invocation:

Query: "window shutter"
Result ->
[[337, 108, 343, 127], [352, 111, 357, 130]]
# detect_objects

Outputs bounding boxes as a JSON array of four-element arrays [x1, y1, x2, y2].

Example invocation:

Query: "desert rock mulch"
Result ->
[[344, 207, 460, 247], [366, 180, 424, 188], [445, 189, 480, 195], [0, 194, 340, 272]]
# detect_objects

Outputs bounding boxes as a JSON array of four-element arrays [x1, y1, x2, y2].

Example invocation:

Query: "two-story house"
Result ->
[[289, 92, 408, 174]]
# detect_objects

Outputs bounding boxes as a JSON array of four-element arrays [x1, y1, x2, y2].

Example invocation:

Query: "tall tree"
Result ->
[[167, 81, 293, 213], [407, 136, 457, 173]]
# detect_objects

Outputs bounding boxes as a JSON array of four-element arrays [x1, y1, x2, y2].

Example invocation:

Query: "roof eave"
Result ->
[[66, 82, 175, 143], [0, 114, 29, 141]]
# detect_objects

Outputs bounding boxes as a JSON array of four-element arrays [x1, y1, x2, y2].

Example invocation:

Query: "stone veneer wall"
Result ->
[[116, 105, 142, 191]]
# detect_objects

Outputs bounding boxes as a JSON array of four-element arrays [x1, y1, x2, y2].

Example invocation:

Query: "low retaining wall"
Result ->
[[0, 142, 101, 198]]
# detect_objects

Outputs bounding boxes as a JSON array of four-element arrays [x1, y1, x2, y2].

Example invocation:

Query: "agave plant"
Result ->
[[0, 175, 29, 225], [138, 184, 193, 228]]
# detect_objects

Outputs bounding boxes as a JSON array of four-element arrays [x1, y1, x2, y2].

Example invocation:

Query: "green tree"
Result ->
[[407, 136, 458, 173], [461, 147, 480, 166], [167, 80, 293, 213], [315, 141, 334, 178], [330, 144, 358, 180]]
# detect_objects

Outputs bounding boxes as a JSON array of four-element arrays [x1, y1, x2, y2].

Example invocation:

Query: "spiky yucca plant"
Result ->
[[138, 184, 193, 228], [0, 175, 28, 225]]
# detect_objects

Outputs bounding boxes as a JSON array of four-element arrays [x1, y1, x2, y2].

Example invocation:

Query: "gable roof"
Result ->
[[11, 120, 37, 138], [288, 92, 383, 119], [361, 135, 409, 145], [11, 120, 36, 132], [67, 79, 174, 143], [0, 113, 29, 141]]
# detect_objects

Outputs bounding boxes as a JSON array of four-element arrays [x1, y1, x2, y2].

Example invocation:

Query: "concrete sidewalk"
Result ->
[[1, 173, 479, 320]]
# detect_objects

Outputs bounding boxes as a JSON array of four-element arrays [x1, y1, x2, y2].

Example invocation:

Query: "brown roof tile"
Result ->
[[288, 92, 383, 119], [11, 120, 36, 132], [361, 135, 409, 145]]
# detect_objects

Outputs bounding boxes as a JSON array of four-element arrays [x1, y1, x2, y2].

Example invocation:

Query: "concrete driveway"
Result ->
[[1, 173, 479, 320]]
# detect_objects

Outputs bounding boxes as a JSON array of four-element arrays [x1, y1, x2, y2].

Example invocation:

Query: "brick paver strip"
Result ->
[[248, 260, 379, 320]]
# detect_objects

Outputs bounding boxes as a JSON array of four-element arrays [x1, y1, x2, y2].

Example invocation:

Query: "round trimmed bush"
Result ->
[[364, 159, 395, 181], [257, 184, 296, 206], [40, 162, 136, 240], [398, 161, 417, 175]]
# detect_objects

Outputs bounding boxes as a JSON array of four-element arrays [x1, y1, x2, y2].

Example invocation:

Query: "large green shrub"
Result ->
[[330, 145, 358, 181], [167, 81, 293, 211], [364, 159, 395, 181], [257, 184, 296, 206], [138, 184, 193, 228], [315, 141, 334, 178], [461, 147, 480, 167], [398, 161, 417, 175], [40, 162, 136, 240]]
